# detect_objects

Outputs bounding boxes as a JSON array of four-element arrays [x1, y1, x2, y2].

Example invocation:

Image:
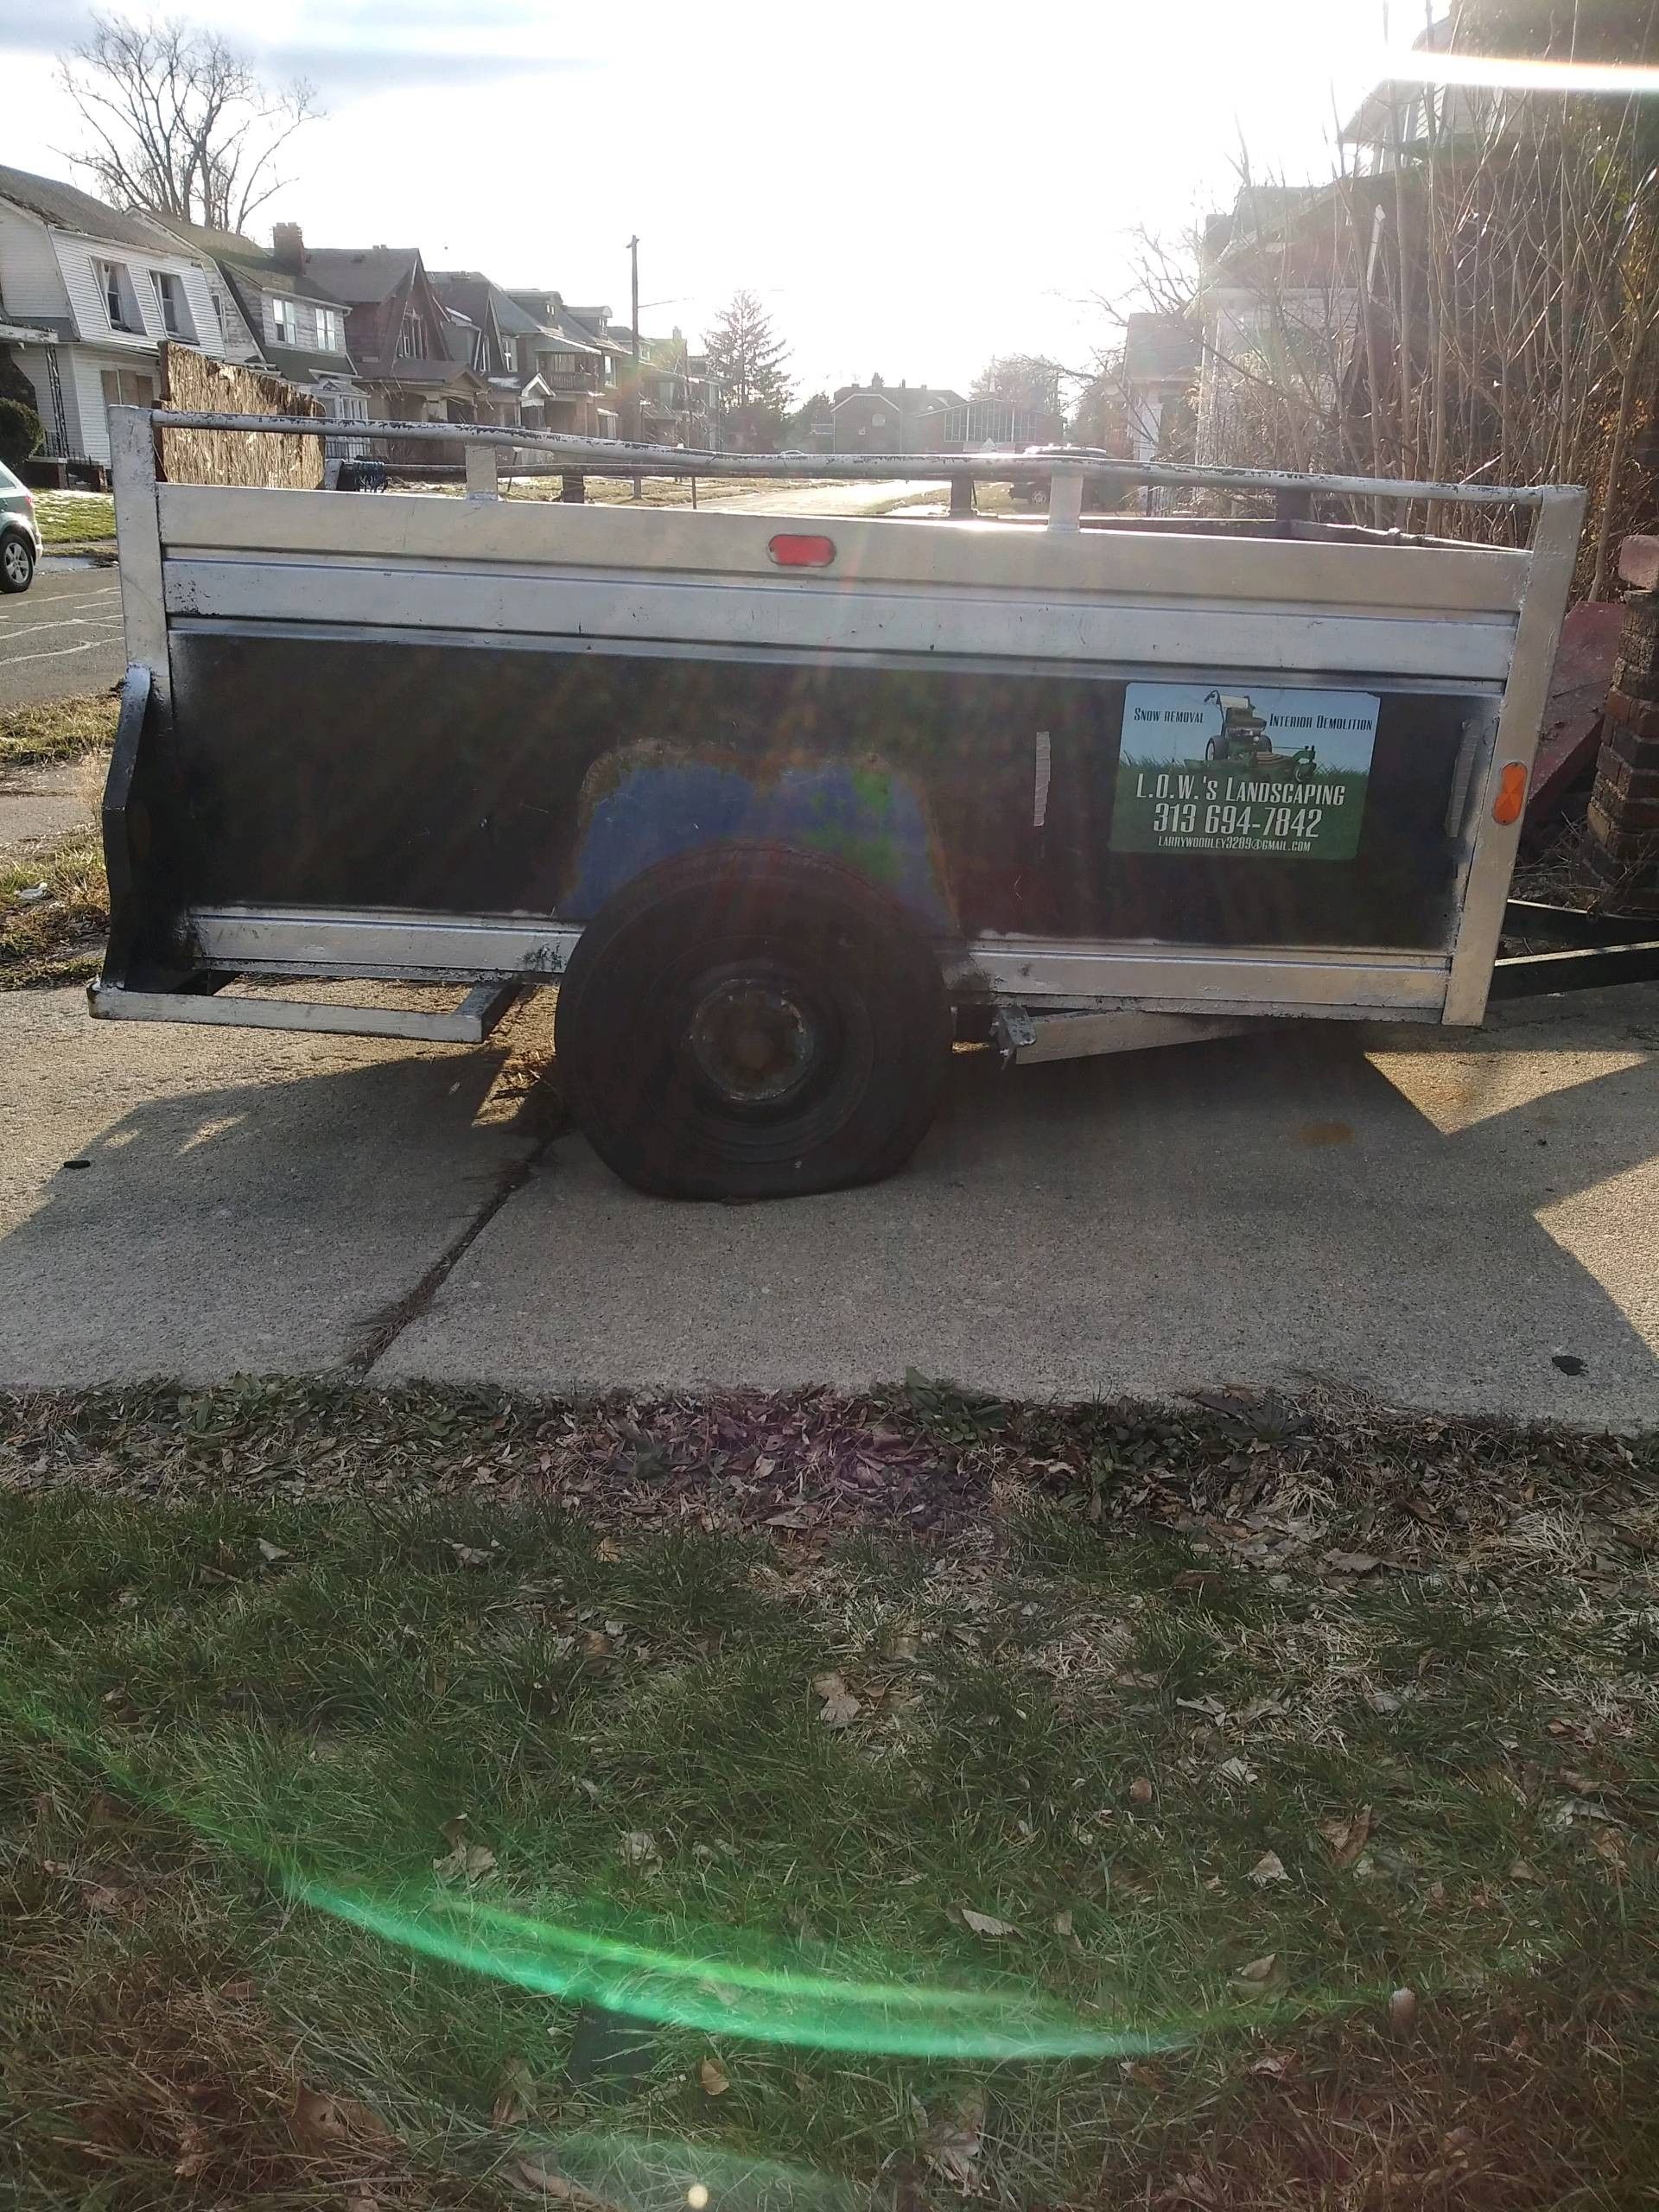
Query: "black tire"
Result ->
[[0, 531, 35, 594], [1205, 737, 1220, 761], [555, 842, 952, 1202]]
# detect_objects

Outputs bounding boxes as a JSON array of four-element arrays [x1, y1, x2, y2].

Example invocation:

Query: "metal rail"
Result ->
[[144, 410, 1562, 510]]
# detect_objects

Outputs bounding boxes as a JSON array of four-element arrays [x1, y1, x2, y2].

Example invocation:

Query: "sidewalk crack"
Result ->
[[345, 1139, 550, 1375]]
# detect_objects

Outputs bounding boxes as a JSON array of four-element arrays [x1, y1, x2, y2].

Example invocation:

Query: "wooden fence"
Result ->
[[158, 345, 325, 488]]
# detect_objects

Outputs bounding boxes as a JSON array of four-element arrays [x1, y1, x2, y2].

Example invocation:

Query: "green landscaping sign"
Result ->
[[1110, 682, 1380, 861]]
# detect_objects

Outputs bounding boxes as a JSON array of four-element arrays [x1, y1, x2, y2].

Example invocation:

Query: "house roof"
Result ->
[[1202, 174, 1395, 290], [140, 213, 348, 308], [833, 384, 964, 416], [503, 292, 612, 356], [372, 358, 490, 392], [1122, 313, 1202, 384], [262, 342, 365, 386], [302, 248, 421, 304], [0, 163, 171, 253], [430, 272, 542, 337]]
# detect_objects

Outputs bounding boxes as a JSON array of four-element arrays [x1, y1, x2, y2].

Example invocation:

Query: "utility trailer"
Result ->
[[92, 409, 1657, 1200]]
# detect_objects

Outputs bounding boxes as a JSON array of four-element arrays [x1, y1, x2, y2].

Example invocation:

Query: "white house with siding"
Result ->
[[0, 164, 234, 471]]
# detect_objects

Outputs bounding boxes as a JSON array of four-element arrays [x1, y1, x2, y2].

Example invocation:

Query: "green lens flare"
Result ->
[[3, 1685, 1231, 2062], [300, 1879, 1185, 2058]]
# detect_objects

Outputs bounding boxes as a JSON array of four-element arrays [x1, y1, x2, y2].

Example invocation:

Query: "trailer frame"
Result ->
[[92, 409, 1612, 1083]]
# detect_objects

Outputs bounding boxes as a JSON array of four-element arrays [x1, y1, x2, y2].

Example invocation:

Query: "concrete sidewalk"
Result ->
[[1, 982, 1656, 1422]]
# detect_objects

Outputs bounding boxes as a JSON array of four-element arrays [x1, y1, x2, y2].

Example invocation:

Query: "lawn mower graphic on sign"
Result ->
[[1109, 681, 1381, 861]]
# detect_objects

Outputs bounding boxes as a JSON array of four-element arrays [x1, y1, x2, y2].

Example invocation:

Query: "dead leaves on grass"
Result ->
[[812, 1669, 861, 1728], [432, 1815, 496, 1884], [289, 2084, 397, 2155], [513, 2158, 624, 2208], [490, 2058, 537, 2129], [923, 2094, 986, 2193], [949, 1905, 1021, 1940], [1320, 1805, 1374, 1869]]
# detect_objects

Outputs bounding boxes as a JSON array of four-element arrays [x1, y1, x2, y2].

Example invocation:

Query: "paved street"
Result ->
[[0, 559, 124, 710], [2, 980, 1655, 1422], [706, 478, 946, 516]]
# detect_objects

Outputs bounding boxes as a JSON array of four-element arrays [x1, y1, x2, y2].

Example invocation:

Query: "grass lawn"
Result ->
[[0, 690, 119, 772], [32, 490, 117, 544], [0, 695, 115, 987], [499, 478, 840, 510], [3, 1379, 1656, 2209], [1, 823, 107, 988]]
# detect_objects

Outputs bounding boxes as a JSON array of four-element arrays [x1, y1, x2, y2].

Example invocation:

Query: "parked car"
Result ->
[[0, 461, 41, 593]]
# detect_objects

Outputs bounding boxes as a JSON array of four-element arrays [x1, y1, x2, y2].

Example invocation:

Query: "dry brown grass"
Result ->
[[0, 823, 108, 986], [0, 690, 119, 771]]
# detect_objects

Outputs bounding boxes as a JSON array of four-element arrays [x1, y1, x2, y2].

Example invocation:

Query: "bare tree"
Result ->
[[1094, 8, 1659, 588], [58, 13, 319, 236], [970, 353, 1065, 416]]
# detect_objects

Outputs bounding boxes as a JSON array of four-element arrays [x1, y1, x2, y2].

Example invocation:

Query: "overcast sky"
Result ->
[[2, 0, 1404, 397]]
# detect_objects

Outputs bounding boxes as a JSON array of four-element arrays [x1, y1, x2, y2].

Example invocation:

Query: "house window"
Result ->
[[96, 260, 140, 333], [397, 320, 416, 360], [270, 295, 298, 346], [315, 306, 344, 353], [99, 367, 157, 423], [149, 270, 192, 339]]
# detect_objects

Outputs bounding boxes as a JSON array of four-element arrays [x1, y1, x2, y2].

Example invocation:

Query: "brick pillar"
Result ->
[[1577, 537, 1659, 912]]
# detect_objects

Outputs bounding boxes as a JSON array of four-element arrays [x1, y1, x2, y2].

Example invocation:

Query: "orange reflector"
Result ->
[[767, 533, 836, 568], [1493, 761, 1529, 825]]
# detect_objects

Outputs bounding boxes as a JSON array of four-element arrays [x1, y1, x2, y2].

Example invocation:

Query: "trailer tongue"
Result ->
[[94, 410, 1637, 1200]]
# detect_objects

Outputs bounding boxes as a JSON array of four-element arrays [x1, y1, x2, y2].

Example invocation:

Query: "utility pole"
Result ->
[[626, 233, 641, 494], [627, 235, 642, 437]]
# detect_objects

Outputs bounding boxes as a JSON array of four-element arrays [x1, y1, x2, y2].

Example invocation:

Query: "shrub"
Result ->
[[0, 396, 45, 471]]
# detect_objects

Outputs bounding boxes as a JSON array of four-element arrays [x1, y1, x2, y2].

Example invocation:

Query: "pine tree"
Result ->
[[702, 290, 792, 449]]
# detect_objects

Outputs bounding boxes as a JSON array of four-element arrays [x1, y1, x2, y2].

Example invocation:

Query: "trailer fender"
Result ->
[[561, 741, 956, 931]]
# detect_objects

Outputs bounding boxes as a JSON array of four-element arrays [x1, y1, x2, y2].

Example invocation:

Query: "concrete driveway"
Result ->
[[2, 981, 1655, 1423], [0, 559, 124, 710]]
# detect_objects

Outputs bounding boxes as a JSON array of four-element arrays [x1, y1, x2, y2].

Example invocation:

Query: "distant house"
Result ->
[[1192, 185, 1363, 468], [0, 162, 235, 472], [142, 214, 373, 447], [429, 271, 544, 429], [505, 292, 620, 438], [296, 238, 490, 434], [830, 380, 967, 455], [620, 327, 721, 448]]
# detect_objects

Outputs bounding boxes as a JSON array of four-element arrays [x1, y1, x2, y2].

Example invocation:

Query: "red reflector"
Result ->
[[767, 532, 835, 568]]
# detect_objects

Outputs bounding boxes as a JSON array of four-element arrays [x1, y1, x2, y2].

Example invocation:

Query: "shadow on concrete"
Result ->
[[0, 1043, 538, 1385], [1, 994, 1654, 1420], [378, 1005, 1659, 1423]]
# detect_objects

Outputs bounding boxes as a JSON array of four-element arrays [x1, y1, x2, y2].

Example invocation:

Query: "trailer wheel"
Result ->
[[554, 842, 952, 1201]]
